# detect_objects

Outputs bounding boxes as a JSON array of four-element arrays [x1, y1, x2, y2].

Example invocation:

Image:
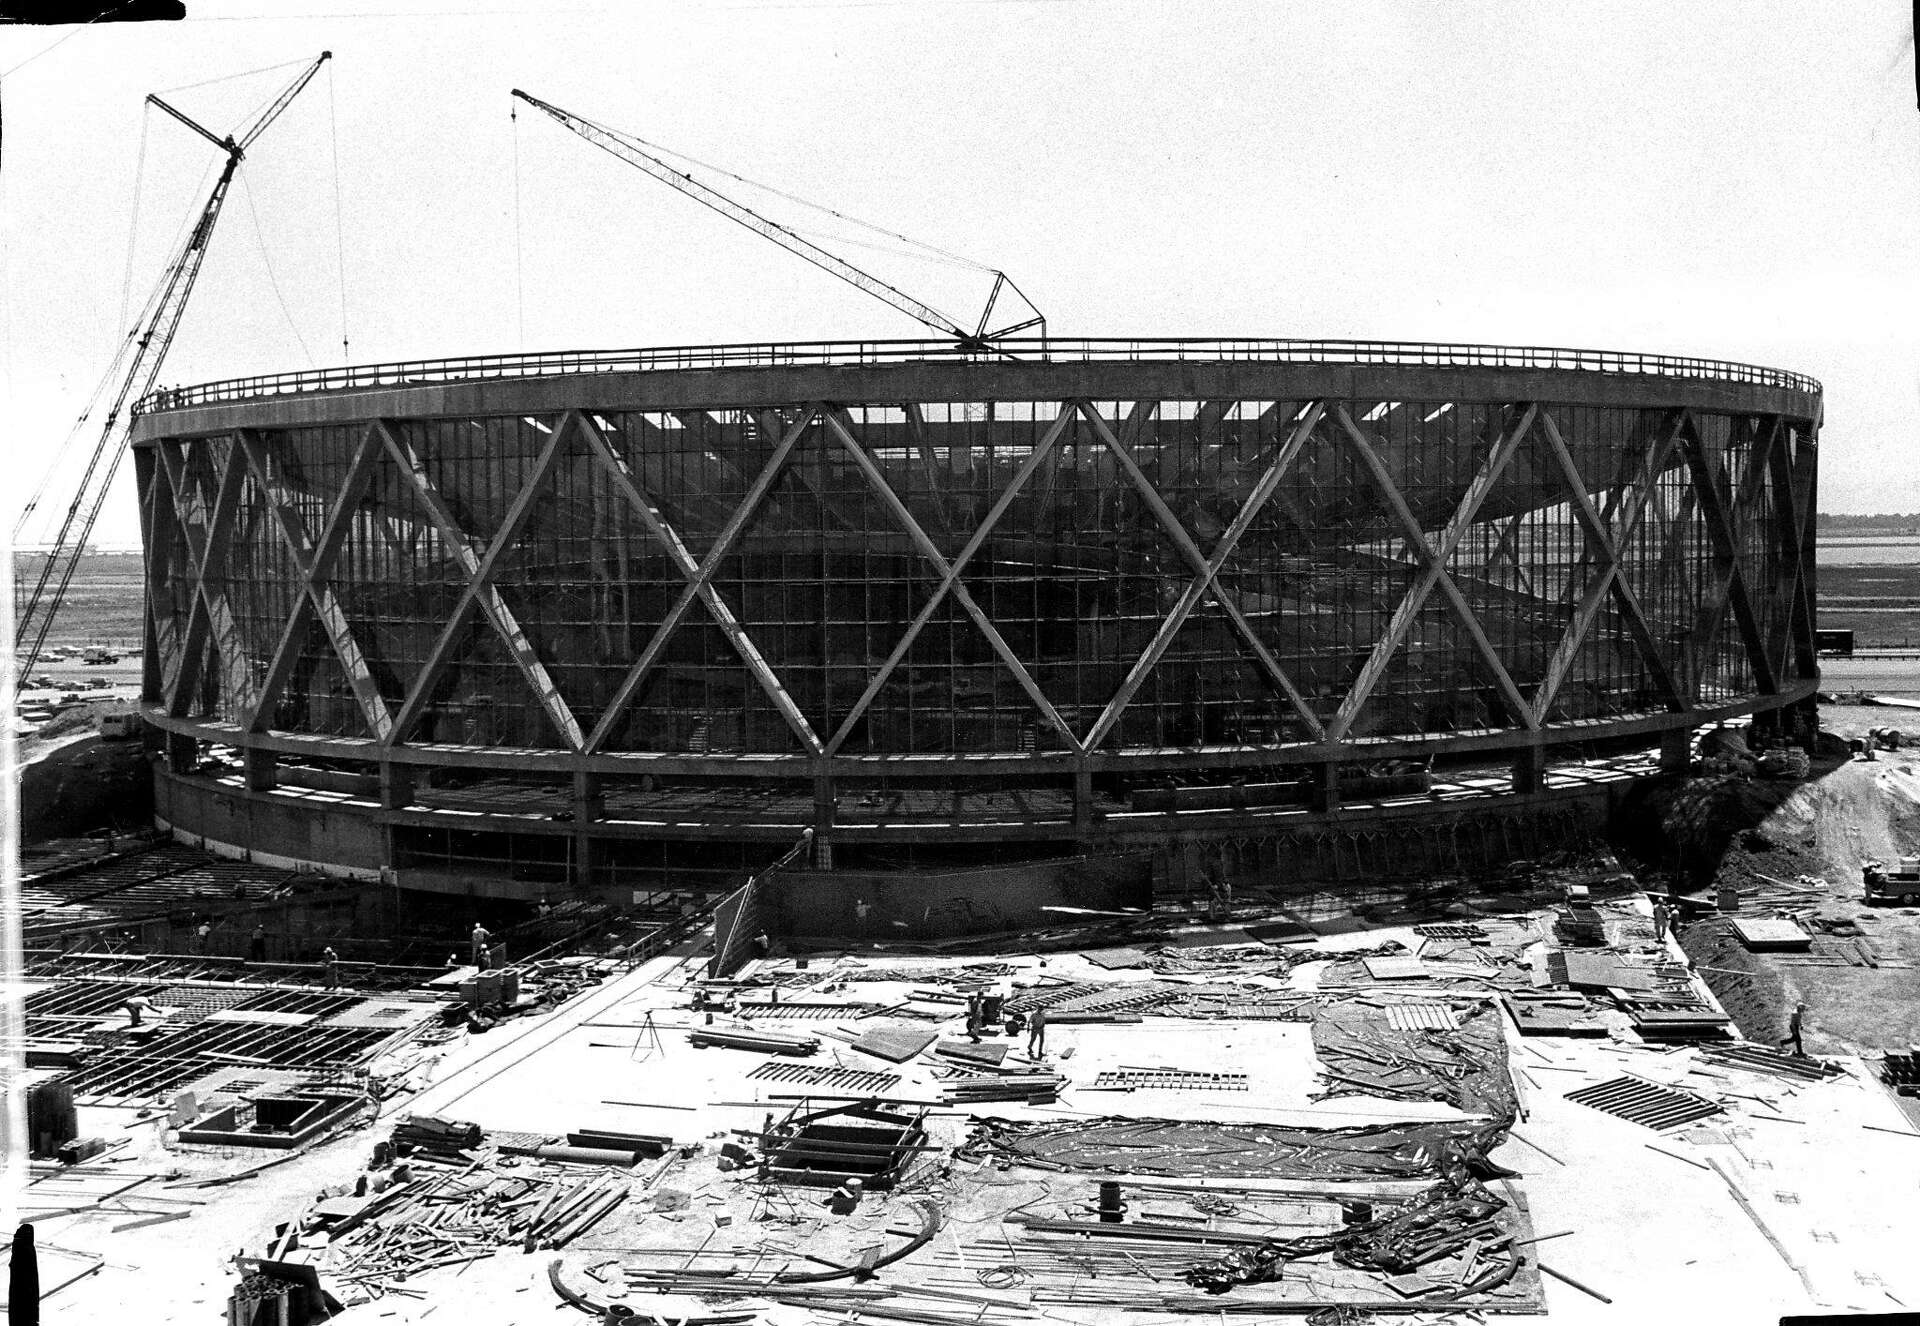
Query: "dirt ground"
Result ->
[[1680, 703, 1920, 1054]]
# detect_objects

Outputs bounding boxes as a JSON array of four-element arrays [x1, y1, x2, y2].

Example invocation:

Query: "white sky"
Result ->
[[2, 0, 1917, 549]]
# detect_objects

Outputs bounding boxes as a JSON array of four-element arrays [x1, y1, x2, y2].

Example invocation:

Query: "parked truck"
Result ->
[[1863, 856, 1920, 903]]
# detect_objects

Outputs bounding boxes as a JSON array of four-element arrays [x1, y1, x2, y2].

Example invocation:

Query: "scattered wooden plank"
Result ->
[[1537, 1260, 1612, 1304]]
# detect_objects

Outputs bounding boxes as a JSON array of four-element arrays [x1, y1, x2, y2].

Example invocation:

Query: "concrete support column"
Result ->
[[574, 770, 603, 823], [813, 767, 835, 869], [244, 747, 278, 792], [572, 772, 604, 895], [1308, 763, 1341, 814], [1659, 727, 1694, 773], [1512, 743, 1545, 795], [380, 761, 414, 811], [1073, 762, 1093, 840], [166, 732, 198, 773]]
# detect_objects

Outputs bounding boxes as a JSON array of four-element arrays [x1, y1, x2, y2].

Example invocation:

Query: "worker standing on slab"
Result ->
[[1026, 1006, 1048, 1059], [322, 945, 340, 989], [854, 896, 871, 938], [249, 924, 267, 963], [1652, 898, 1672, 943], [471, 922, 492, 969], [194, 919, 212, 953], [966, 991, 984, 1043], [1783, 1002, 1806, 1057]]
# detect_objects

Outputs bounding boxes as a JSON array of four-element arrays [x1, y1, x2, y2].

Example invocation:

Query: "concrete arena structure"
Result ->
[[133, 339, 1821, 910]]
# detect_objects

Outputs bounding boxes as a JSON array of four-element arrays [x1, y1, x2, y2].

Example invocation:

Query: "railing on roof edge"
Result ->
[[135, 337, 1823, 413]]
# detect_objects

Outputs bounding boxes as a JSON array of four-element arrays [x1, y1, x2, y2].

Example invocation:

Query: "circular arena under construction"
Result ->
[[134, 339, 1821, 926]]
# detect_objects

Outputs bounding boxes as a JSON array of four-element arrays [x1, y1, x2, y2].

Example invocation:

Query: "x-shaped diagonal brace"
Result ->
[[582, 406, 826, 757], [820, 405, 1080, 756], [1328, 403, 1536, 741], [381, 417, 586, 751], [1528, 408, 1686, 723], [141, 451, 185, 702], [237, 426, 395, 740], [1084, 401, 1330, 751], [1079, 400, 1327, 748], [1333, 405, 1534, 733], [1684, 415, 1780, 697], [159, 438, 260, 720]]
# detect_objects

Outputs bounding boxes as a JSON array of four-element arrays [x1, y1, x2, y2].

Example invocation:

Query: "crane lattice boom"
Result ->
[[15, 52, 331, 680], [511, 89, 1041, 351]]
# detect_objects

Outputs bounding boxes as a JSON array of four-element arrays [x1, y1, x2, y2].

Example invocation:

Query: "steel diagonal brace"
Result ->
[[1078, 400, 1324, 743], [1684, 415, 1780, 696], [143, 450, 184, 700], [1768, 427, 1816, 682], [1086, 401, 1330, 751], [161, 438, 259, 719], [1328, 403, 1535, 742], [236, 427, 395, 740], [1333, 405, 1535, 731], [582, 406, 825, 756], [380, 416, 587, 751], [820, 404, 1078, 756], [899, 402, 952, 534], [1528, 408, 1685, 722], [156, 441, 215, 714]]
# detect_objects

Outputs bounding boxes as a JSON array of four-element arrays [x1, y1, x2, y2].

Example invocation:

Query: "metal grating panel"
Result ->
[[1091, 1068, 1249, 1091], [1564, 1075, 1721, 1130], [747, 1061, 901, 1094], [1384, 1003, 1460, 1031]]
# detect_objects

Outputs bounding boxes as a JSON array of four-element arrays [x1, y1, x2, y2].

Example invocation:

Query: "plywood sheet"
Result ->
[[850, 1024, 938, 1063]]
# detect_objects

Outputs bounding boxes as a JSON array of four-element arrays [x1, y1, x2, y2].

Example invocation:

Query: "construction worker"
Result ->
[[1783, 1002, 1807, 1057], [536, 897, 551, 919], [854, 897, 872, 938], [122, 994, 156, 1027], [1026, 1006, 1048, 1059], [966, 991, 984, 1043], [1651, 899, 1672, 943], [752, 930, 772, 960], [470, 922, 492, 968], [194, 919, 212, 953], [249, 924, 268, 963], [322, 945, 340, 989]]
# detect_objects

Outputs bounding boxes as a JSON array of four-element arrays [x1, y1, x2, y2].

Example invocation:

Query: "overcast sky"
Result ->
[[2, 0, 1916, 548]]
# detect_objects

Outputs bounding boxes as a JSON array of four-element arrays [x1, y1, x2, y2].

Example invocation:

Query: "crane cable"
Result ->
[[240, 171, 315, 368], [628, 128, 995, 274], [118, 106, 151, 336], [511, 100, 525, 350], [327, 56, 349, 362], [15, 151, 219, 546], [155, 55, 312, 98]]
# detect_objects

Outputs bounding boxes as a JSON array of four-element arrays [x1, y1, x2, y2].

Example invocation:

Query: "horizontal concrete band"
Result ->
[[132, 360, 1822, 441], [142, 676, 1816, 781], [152, 762, 1621, 851]]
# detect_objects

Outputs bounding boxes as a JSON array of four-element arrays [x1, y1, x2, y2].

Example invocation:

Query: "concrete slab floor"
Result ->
[[18, 903, 1920, 1322]]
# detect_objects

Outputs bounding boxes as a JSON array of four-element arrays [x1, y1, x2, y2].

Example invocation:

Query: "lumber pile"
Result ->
[[298, 1123, 678, 1309], [688, 1026, 819, 1056], [942, 1071, 1063, 1104], [390, 1115, 482, 1157], [1697, 1042, 1841, 1083]]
